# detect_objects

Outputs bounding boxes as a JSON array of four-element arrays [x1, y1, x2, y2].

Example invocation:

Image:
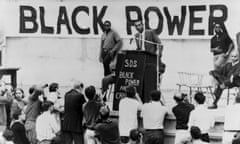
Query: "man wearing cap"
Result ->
[[99, 20, 122, 76], [118, 85, 142, 144], [172, 92, 194, 144], [223, 94, 240, 144]]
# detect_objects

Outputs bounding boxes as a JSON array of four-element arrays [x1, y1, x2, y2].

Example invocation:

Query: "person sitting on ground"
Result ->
[[179, 126, 209, 144], [188, 92, 214, 143], [141, 90, 168, 144], [83, 85, 103, 144], [10, 109, 30, 144], [36, 100, 60, 144], [209, 50, 240, 109], [128, 129, 143, 144], [94, 105, 121, 144], [172, 92, 195, 144], [119, 85, 142, 144]]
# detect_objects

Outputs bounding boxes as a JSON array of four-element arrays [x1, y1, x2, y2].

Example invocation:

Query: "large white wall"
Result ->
[[4, 37, 214, 90]]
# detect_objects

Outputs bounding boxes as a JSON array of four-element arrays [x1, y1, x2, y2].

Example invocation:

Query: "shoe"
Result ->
[[208, 104, 218, 109]]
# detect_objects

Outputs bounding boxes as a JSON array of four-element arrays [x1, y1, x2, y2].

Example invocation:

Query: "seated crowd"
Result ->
[[0, 80, 238, 144]]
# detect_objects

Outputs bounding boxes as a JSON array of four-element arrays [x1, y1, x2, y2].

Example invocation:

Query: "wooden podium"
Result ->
[[113, 50, 157, 110]]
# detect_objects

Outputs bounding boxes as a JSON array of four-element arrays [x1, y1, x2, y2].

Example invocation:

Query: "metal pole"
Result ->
[[142, 18, 145, 51]]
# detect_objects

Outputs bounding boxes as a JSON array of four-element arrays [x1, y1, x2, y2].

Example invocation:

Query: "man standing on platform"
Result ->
[[209, 50, 240, 109], [99, 20, 122, 76], [134, 20, 165, 77], [210, 23, 234, 70]]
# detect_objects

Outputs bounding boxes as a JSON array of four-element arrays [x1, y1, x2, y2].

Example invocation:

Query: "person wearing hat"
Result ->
[[119, 85, 142, 144], [99, 20, 122, 76], [172, 92, 194, 144], [223, 93, 240, 144]]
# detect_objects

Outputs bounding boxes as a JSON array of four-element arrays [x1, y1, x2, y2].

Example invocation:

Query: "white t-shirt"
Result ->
[[36, 111, 60, 141], [188, 105, 215, 133], [119, 97, 141, 136], [141, 101, 168, 129]]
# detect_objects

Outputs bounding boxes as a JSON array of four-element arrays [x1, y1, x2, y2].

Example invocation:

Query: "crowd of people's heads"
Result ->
[[0, 80, 237, 144]]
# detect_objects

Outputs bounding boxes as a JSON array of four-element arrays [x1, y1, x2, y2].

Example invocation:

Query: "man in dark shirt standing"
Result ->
[[62, 81, 86, 144], [172, 92, 194, 144], [94, 106, 120, 144], [210, 23, 234, 70], [99, 20, 122, 76]]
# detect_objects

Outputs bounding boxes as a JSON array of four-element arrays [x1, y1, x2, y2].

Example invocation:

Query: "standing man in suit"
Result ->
[[133, 20, 166, 86], [134, 20, 162, 55], [62, 81, 86, 144]]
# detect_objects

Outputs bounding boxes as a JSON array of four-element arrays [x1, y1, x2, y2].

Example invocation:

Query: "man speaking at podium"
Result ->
[[134, 20, 166, 77]]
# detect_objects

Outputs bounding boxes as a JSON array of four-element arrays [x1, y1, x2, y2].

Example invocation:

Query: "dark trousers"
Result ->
[[63, 131, 83, 144], [213, 86, 223, 105], [144, 129, 164, 144], [214, 84, 235, 105], [201, 133, 210, 143], [102, 51, 113, 76], [102, 74, 115, 93]]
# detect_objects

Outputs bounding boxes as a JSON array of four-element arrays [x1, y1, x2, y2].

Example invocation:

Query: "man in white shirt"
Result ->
[[188, 92, 215, 143], [118, 85, 142, 144], [36, 101, 60, 143], [141, 90, 168, 144], [223, 94, 240, 144]]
